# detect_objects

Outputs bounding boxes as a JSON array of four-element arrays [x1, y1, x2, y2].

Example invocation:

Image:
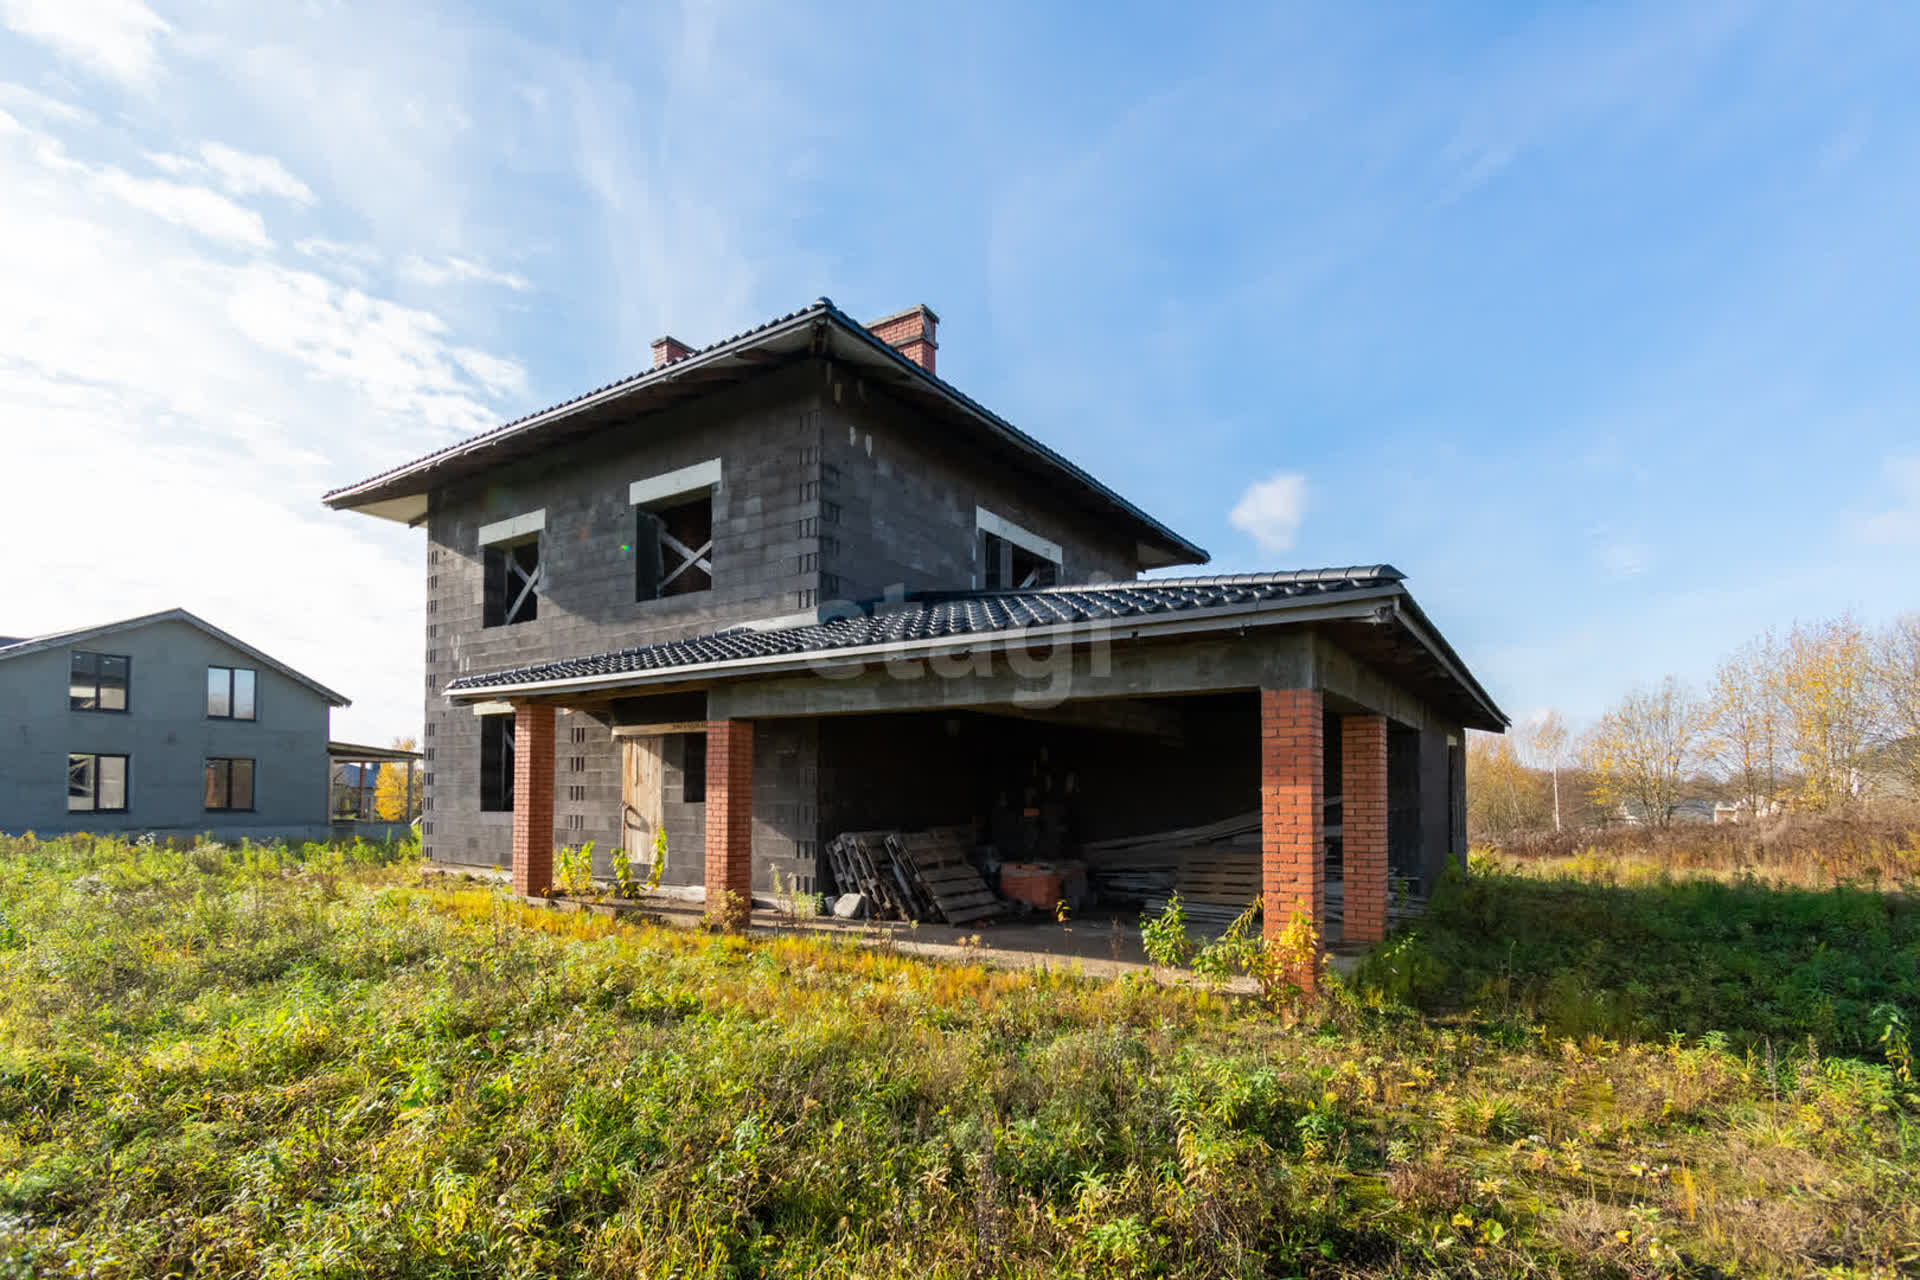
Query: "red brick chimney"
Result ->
[[651, 335, 695, 368], [867, 305, 939, 374]]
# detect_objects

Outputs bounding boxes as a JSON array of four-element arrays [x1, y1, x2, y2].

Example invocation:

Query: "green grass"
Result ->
[[1, 833, 1917, 1277], [1366, 857, 1920, 1052]]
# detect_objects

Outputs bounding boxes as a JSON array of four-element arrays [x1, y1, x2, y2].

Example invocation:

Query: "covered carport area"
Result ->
[[706, 620, 1476, 950], [446, 569, 1505, 965]]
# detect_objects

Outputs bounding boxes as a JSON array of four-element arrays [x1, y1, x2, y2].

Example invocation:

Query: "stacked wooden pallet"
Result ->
[[824, 830, 915, 920], [887, 827, 1000, 925], [826, 827, 1000, 925]]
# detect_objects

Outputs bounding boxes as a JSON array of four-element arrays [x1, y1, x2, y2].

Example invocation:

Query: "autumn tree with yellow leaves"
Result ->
[[1581, 676, 1704, 826], [1705, 631, 1785, 819], [373, 737, 422, 822], [1466, 730, 1549, 837], [1775, 616, 1878, 810], [1878, 612, 1920, 796]]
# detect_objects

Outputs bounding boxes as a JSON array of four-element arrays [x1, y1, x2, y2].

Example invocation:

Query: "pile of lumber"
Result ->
[[1155, 848, 1264, 928], [1081, 812, 1263, 924], [824, 827, 999, 925]]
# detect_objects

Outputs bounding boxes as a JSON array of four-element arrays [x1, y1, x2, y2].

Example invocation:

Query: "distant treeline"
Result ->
[[1470, 611, 1920, 837]]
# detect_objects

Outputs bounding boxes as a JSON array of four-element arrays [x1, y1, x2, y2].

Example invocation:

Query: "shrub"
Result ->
[[555, 840, 595, 897], [609, 847, 641, 899], [1139, 893, 1194, 968]]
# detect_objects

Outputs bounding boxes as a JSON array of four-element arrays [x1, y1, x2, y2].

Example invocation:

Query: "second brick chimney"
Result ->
[[867, 305, 939, 374], [651, 335, 695, 368]]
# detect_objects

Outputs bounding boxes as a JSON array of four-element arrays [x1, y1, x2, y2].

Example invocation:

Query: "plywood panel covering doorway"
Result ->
[[622, 736, 665, 862]]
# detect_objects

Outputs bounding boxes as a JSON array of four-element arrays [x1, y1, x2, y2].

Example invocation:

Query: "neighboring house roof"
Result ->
[[320, 298, 1209, 570], [443, 566, 1509, 731], [328, 741, 424, 763], [0, 608, 350, 706]]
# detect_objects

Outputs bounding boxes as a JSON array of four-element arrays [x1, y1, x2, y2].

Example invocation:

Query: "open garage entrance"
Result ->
[[803, 689, 1424, 947]]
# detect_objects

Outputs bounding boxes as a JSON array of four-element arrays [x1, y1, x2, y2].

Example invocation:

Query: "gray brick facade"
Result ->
[[420, 357, 1156, 877]]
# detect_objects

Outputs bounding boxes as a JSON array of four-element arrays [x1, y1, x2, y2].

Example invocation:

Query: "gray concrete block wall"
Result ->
[[0, 617, 334, 836], [823, 378, 1143, 603], [752, 718, 819, 895], [420, 365, 829, 869], [658, 731, 708, 886]]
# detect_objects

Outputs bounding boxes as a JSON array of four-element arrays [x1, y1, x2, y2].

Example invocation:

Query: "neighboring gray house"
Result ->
[[0, 609, 348, 839], [323, 299, 1506, 946]]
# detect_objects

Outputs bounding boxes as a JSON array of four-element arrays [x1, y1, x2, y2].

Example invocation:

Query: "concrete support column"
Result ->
[[511, 703, 556, 897], [1341, 713, 1389, 944], [704, 719, 754, 925], [1261, 688, 1325, 963]]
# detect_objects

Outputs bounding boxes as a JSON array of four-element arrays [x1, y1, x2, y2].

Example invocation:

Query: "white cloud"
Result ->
[[1228, 470, 1308, 554], [400, 253, 532, 292], [296, 236, 380, 265], [145, 142, 317, 205], [92, 166, 273, 249], [0, 74, 524, 745], [1857, 455, 1920, 545], [1583, 523, 1650, 579], [225, 261, 525, 434], [0, 80, 93, 122], [1597, 541, 1648, 579], [0, 0, 169, 86], [4, 112, 271, 249], [197, 141, 315, 204]]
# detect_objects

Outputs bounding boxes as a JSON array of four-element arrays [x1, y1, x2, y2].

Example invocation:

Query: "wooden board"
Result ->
[[621, 736, 664, 857]]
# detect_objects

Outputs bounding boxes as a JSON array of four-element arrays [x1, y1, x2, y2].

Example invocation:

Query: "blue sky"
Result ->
[[2, 0, 1915, 743]]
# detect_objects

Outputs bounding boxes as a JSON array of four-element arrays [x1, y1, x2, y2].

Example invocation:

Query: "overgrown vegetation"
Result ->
[[1362, 850, 1920, 1053], [3, 833, 1917, 1276]]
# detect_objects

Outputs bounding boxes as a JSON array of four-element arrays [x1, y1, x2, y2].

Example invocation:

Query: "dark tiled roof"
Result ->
[[321, 301, 829, 504], [445, 567, 1403, 692], [320, 298, 1207, 566]]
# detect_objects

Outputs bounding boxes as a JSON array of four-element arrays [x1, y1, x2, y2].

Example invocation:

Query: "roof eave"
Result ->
[[1388, 596, 1508, 732], [441, 586, 1406, 702]]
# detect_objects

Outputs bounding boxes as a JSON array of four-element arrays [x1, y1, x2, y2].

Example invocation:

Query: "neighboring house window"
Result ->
[[68, 753, 128, 812], [479, 509, 545, 627], [69, 651, 130, 712], [206, 666, 257, 719], [631, 459, 719, 600], [480, 714, 515, 811], [976, 507, 1061, 589], [204, 757, 255, 811]]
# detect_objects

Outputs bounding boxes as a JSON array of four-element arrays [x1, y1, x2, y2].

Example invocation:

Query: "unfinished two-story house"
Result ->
[[323, 300, 1504, 945]]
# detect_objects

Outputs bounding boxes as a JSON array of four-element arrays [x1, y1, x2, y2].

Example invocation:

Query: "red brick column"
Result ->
[[704, 720, 754, 926], [510, 703, 555, 897], [1341, 714, 1389, 944], [1261, 688, 1324, 956]]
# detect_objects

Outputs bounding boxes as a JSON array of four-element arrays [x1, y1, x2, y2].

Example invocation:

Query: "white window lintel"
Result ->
[[975, 506, 1062, 566], [478, 509, 545, 547], [630, 458, 722, 508]]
